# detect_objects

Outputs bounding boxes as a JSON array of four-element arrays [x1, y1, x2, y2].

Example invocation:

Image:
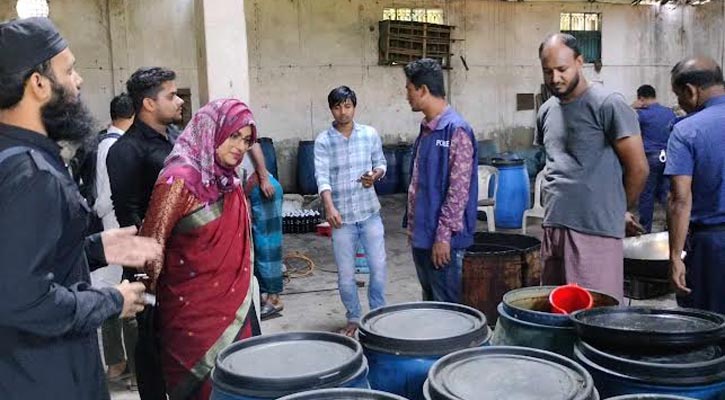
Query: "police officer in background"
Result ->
[[0, 17, 161, 399]]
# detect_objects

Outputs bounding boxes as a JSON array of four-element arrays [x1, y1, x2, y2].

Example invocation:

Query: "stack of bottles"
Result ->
[[282, 210, 322, 234]]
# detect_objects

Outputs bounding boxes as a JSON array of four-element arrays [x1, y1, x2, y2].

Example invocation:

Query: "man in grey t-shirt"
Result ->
[[535, 33, 649, 301]]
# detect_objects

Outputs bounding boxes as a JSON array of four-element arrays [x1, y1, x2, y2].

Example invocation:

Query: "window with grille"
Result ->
[[382, 8, 445, 25], [560, 12, 601, 63], [379, 7, 451, 67]]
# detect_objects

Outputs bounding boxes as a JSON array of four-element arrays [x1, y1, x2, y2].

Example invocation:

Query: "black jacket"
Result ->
[[0, 123, 123, 400], [106, 119, 178, 228]]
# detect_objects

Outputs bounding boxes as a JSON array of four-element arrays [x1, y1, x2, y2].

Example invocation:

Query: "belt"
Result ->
[[689, 222, 725, 233]]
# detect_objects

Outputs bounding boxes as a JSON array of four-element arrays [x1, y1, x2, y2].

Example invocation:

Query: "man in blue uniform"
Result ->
[[633, 84, 676, 233], [666, 56, 725, 314], [0, 17, 162, 399]]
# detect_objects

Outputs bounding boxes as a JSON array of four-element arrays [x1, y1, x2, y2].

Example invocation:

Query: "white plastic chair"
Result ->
[[522, 170, 545, 234], [477, 165, 499, 232]]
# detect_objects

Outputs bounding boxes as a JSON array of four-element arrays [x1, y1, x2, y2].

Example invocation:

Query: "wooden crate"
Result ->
[[379, 20, 453, 68]]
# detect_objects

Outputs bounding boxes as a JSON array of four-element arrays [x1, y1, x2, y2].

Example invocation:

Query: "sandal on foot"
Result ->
[[260, 302, 281, 320], [337, 322, 359, 338]]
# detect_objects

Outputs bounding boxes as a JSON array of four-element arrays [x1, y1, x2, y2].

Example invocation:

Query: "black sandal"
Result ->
[[260, 302, 280, 320]]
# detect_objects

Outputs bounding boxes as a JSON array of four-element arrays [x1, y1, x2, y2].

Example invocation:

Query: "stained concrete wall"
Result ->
[[688, 0, 725, 68], [53, 0, 115, 122], [244, 0, 723, 141], [0, 1, 15, 21], [107, 0, 200, 122], [0, 0, 115, 120], [2, 0, 723, 191], [0, 0, 199, 127], [244, 0, 725, 191]]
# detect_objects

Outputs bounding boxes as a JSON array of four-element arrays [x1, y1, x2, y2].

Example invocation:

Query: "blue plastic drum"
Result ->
[[574, 340, 725, 399], [492, 158, 530, 229], [424, 346, 599, 400], [210, 332, 370, 400], [492, 286, 619, 359], [476, 140, 499, 165], [278, 388, 409, 400], [374, 146, 399, 196], [359, 302, 491, 400], [297, 141, 317, 194], [397, 144, 414, 194], [605, 395, 697, 400], [257, 137, 278, 179]]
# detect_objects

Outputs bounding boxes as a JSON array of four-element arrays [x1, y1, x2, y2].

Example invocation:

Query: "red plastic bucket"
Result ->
[[549, 284, 593, 314]]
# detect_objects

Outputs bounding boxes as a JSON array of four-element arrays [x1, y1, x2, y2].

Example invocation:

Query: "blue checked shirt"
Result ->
[[314, 122, 387, 224]]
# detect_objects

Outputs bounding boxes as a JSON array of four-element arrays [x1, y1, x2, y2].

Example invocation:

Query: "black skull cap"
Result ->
[[0, 17, 68, 75]]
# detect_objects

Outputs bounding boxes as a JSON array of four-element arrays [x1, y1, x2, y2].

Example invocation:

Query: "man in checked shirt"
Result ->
[[404, 59, 478, 303], [314, 86, 388, 337]]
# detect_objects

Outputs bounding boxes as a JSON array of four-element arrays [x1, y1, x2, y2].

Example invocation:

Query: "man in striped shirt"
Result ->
[[314, 86, 388, 337]]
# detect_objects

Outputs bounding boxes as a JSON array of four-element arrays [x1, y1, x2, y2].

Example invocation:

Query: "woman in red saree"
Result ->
[[140, 99, 260, 400]]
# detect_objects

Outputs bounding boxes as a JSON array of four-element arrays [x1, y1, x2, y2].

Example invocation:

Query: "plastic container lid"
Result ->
[[570, 307, 725, 349], [359, 302, 490, 356], [277, 388, 409, 400], [425, 346, 596, 400], [213, 332, 365, 397]]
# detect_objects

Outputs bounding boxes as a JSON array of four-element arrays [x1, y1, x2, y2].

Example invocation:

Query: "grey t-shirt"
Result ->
[[535, 85, 640, 239]]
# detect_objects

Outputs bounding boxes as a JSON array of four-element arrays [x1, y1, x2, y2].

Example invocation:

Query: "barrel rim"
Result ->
[[491, 158, 525, 167], [465, 243, 521, 256], [496, 302, 573, 331], [570, 306, 725, 348], [501, 286, 619, 328], [574, 340, 725, 386], [426, 346, 595, 400], [470, 231, 542, 254], [359, 301, 490, 356], [213, 331, 364, 394], [277, 387, 410, 400], [605, 395, 698, 400]]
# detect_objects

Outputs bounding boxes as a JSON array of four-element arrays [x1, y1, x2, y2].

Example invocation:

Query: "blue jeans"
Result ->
[[412, 247, 464, 303], [331, 213, 387, 323], [638, 152, 669, 233]]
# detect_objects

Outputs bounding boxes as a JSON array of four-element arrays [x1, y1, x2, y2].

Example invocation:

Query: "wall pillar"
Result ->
[[196, 0, 250, 105]]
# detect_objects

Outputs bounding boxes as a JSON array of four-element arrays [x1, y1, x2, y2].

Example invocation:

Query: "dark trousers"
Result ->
[[134, 306, 167, 400], [101, 317, 137, 372], [678, 229, 725, 314], [412, 247, 464, 303], [638, 152, 669, 233]]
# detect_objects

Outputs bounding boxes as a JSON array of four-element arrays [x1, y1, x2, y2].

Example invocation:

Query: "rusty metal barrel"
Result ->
[[462, 232, 541, 326]]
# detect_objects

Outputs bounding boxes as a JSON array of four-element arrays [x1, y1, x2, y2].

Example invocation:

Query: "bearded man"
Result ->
[[0, 17, 161, 399], [535, 33, 649, 302]]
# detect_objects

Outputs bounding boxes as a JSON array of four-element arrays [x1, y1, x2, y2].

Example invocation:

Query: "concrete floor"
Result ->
[[110, 194, 674, 399]]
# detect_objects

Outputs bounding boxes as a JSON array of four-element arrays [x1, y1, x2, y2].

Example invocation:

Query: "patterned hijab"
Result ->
[[158, 99, 257, 203]]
